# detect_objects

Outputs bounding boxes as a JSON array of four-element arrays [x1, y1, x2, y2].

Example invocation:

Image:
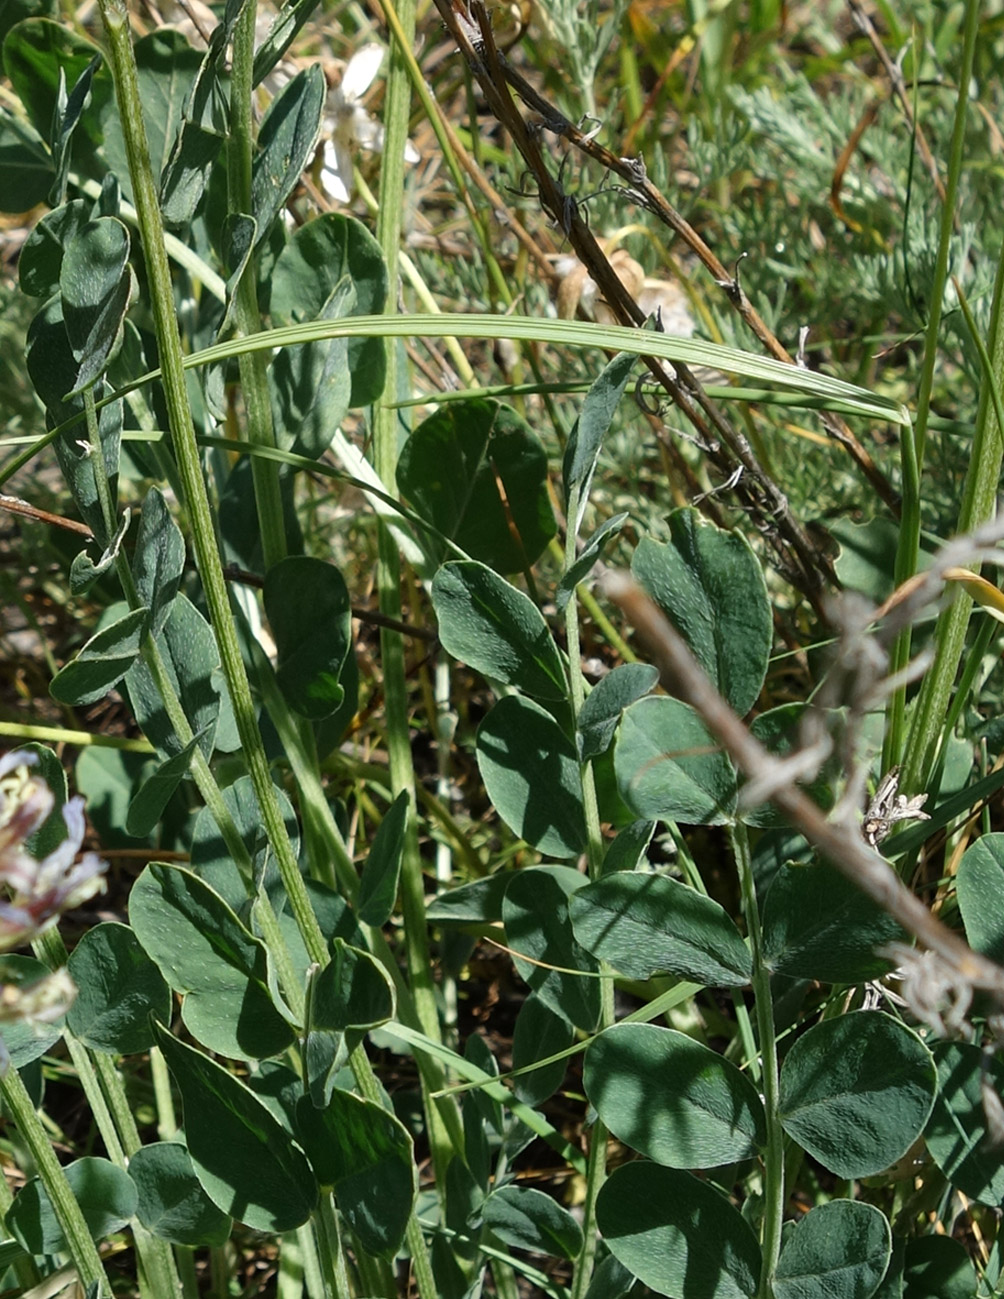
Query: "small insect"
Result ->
[[862, 766, 931, 848]]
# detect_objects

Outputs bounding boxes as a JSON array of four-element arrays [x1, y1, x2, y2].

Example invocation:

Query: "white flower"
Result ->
[[320, 43, 419, 203]]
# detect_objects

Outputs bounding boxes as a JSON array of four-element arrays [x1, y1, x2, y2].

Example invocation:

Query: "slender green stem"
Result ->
[[884, 0, 980, 772], [228, 0, 287, 571], [96, 0, 327, 986], [902, 218, 1004, 793], [732, 822, 783, 1299], [0, 1065, 109, 1294]]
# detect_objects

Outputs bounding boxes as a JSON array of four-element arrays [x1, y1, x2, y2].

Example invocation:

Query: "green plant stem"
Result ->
[[0, 1064, 109, 1294], [564, 479, 612, 1299], [902, 221, 1004, 793], [884, 0, 980, 771], [95, 0, 327, 987], [732, 822, 783, 1299], [373, 0, 462, 1197], [227, 0, 287, 572]]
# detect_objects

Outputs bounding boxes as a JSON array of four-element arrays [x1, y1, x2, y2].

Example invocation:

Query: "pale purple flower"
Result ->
[[0, 750, 107, 950]]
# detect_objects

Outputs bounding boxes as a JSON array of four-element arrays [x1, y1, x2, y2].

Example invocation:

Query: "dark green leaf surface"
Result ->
[[132, 485, 185, 636], [601, 820, 655, 874], [903, 1236, 975, 1299], [503, 866, 600, 1032], [511, 993, 574, 1106], [397, 400, 556, 572], [129, 863, 295, 1060], [295, 1087, 415, 1256], [189, 774, 299, 912], [585, 1024, 765, 1166], [154, 1023, 317, 1232], [556, 510, 629, 613], [432, 560, 566, 700], [7, 1157, 136, 1254], [779, 1012, 936, 1179], [596, 1162, 761, 1298], [926, 1041, 1004, 1205], [308, 940, 395, 1033], [477, 695, 586, 858], [18, 198, 90, 296], [761, 863, 904, 984], [0, 105, 53, 211], [632, 510, 771, 716], [615, 695, 738, 826], [50, 606, 148, 705], [125, 735, 201, 837], [482, 1184, 583, 1260], [3, 18, 106, 144], [59, 216, 132, 390], [956, 834, 1004, 964], [251, 63, 324, 244], [130, 1141, 232, 1247], [774, 1200, 891, 1299], [578, 662, 659, 760], [570, 871, 751, 985], [563, 351, 635, 529], [264, 556, 351, 720], [269, 277, 353, 458], [66, 921, 170, 1054], [268, 211, 387, 406], [358, 790, 410, 926]]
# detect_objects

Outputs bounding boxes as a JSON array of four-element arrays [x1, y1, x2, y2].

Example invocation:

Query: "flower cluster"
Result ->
[[0, 750, 107, 951]]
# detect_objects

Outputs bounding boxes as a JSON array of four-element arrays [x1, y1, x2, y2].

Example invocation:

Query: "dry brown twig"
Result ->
[[428, 0, 898, 543]]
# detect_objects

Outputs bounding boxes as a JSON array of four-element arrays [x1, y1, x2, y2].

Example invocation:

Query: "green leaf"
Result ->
[[563, 351, 635, 532], [596, 1161, 761, 1298], [189, 774, 300, 914], [268, 211, 387, 406], [570, 870, 751, 984], [482, 1184, 583, 1261], [269, 277, 353, 458], [0, 0, 57, 50], [0, 105, 53, 211], [295, 1087, 415, 1257], [125, 733, 202, 837], [264, 556, 351, 720], [153, 1022, 317, 1232], [397, 399, 557, 573], [585, 1023, 765, 1167], [59, 216, 132, 391], [251, 64, 324, 245], [774, 1201, 891, 1299], [129, 863, 296, 1060], [0, 955, 66, 1066], [101, 28, 204, 196], [425, 874, 510, 926], [48, 55, 97, 206], [502, 866, 600, 1032], [903, 1236, 976, 1299], [578, 662, 659, 760], [6, 1157, 136, 1254], [956, 834, 1004, 964], [778, 1012, 936, 1179], [511, 993, 574, 1106], [308, 940, 395, 1033], [124, 593, 237, 762], [49, 605, 148, 705], [66, 921, 170, 1054], [742, 704, 834, 828], [130, 1141, 232, 1247], [556, 511, 628, 614], [432, 560, 567, 700], [25, 295, 122, 543], [926, 1041, 1004, 1205], [632, 511, 772, 716], [761, 863, 904, 983], [601, 819, 655, 875], [3, 18, 106, 146], [615, 695, 738, 826], [132, 485, 185, 636], [477, 695, 587, 858], [358, 790, 409, 927], [18, 198, 90, 296]]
